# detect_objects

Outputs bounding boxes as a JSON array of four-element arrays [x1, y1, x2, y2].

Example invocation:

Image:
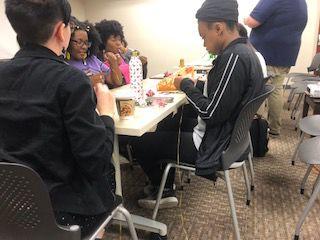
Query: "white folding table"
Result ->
[[110, 79, 187, 237]]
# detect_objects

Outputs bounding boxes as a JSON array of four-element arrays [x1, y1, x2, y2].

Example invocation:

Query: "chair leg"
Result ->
[[291, 132, 305, 165], [117, 206, 139, 240], [291, 94, 302, 120], [177, 170, 185, 191], [186, 171, 191, 184], [294, 175, 320, 239], [247, 153, 255, 191], [311, 173, 320, 195], [287, 88, 296, 110], [224, 170, 241, 240], [300, 165, 313, 194], [152, 163, 175, 220], [242, 162, 251, 206], [295, 110, 303, 131], [293, 94, 304, 120], [249, 135, 254, 158], [126, 144, 134, 170]]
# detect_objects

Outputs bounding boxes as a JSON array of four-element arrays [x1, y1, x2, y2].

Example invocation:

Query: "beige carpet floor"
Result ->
[[105, 103, 320, 240]]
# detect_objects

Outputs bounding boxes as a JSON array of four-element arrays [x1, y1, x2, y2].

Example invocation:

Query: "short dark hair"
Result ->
[[5, 0, 71, 46], [69, 17, 102, 57], [238, 23, 248, 38], [207, 20, 238, 31], [95, 20, 125, 49]]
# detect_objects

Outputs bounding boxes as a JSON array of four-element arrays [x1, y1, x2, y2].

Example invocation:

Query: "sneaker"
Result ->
[[143, 184, 176, 196], [138, 188, 178, 209]]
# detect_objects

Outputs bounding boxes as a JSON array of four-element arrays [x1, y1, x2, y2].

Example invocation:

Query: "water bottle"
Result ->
[[129, 50, 144, 105]]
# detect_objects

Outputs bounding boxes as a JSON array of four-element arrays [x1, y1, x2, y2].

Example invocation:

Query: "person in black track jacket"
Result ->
[[133, 0, 265, 210]]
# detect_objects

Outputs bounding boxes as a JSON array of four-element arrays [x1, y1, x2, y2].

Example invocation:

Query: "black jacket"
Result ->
[[181, 38, 265, 177], [0, 44, 115, 215]]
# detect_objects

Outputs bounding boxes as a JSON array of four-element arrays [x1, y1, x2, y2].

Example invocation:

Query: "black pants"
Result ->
[[131, 105, 198, 188]]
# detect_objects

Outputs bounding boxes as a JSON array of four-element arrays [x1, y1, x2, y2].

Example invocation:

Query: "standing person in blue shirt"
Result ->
[[244, 0, 308, 137]]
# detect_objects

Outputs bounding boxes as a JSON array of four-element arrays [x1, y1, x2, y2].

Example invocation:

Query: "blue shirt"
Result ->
[[249, 0, 307, 67]]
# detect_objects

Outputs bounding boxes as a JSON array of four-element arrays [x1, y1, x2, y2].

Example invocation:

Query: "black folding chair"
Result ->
[[0, 162, 138, 240]]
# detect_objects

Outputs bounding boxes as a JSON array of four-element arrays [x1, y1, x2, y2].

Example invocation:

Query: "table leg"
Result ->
[[113, 134, 122, 196], [112, 135, 168, 238]]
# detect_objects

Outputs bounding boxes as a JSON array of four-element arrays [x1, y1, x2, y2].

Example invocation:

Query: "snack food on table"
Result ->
[[157, 75, 176, 91], [177, 66, 195, 78], [157, 66, 195, 91]]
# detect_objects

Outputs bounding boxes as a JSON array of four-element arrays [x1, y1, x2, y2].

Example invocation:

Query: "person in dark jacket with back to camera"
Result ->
[[135, 0, 265, 210], [0, 0, 116, 238], [244, 0, 307, 137]]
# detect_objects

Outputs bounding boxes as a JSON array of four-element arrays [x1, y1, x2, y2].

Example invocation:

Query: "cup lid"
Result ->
[[114, 91, 135, 100]]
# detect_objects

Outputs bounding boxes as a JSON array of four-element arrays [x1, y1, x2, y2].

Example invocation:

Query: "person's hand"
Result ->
[[174, 76, 196, 90], [89, 73, 105, 86], [105, 52, 122, 68], [139, 56, 148, 65], [174, 76, 184, 90], [115, 53, 122, 65], [94, 83, 115, 118]]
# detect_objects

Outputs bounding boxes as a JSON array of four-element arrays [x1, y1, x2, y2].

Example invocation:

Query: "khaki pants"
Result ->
[[267, 66, 290, 134]]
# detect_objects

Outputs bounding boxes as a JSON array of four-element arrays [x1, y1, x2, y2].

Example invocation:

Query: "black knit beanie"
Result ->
[[196, 0, 238, 22]]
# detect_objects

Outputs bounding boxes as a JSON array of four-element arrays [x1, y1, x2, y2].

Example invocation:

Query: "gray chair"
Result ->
[[284, 53, 320, 90], [151, 84, 274, 240], [294, 136, 320, 240], [287, 79, 320, 115], [291, 115, 320, 165], [0, 162, 138, 240], [288, 82, 307, 120]]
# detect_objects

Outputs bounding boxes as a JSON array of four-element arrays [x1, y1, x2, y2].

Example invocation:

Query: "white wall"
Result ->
[[85, 0, 319, 76], [0, 0, 86, 58], [1, 0, 318, 73], [0, 0, 19, 58], [69, 0, 86, 20], [85, 0, 206, 76], [290, 0, 320, 73]]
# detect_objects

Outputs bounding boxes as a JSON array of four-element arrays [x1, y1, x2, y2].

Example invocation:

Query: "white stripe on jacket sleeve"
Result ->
[[186, 54, 239, 120]]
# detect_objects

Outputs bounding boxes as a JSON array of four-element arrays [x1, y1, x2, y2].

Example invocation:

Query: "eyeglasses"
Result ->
[[71, 39, 92, 48]]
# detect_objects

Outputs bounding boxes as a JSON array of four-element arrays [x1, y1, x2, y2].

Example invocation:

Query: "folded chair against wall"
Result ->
[[151, 85, 274, 240], [0, 162, 138, 240], [284, 53, 320, 91], [286, 78, 320, 115], [294, 136, 320, 240]]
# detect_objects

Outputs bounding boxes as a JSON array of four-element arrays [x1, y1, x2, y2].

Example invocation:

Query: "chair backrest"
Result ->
[[0, 162, 80, 240], [308, 53, 320, 72], [221, 84, 274, 170]]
